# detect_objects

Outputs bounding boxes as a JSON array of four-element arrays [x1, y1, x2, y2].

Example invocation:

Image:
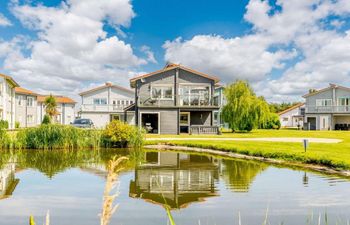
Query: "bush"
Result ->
[[0, 128, 11, 149], [42, 115, 51, 124], [102, 120, 145, 148], [15, 121, 20, 129], [261, 113, 281, 129], [0, 120, 9, 129]]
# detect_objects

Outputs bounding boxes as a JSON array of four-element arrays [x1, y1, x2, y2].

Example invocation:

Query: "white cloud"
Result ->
[[1, 0, 154, 99], [0, 13, 12, 26], [163, 0, 350, 102]]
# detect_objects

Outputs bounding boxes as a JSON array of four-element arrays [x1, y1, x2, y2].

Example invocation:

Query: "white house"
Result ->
[[79, 82, 135, 128], [15, 87, 38, 128], [0, 74, 19, 129], [37, 95, 76, 125], [278, 103, 305, 128]]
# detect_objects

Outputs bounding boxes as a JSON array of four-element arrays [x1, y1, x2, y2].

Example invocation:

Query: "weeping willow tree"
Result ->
[[222, 80, 270, 132]]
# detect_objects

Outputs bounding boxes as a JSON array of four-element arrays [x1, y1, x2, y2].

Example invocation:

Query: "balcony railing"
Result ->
[[306, 105, 350, 113], [138, 95, 219, 107], [80, 104, 129, 112]]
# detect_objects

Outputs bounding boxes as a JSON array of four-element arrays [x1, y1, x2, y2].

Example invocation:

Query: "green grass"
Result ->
[[145, 129, 350, 170]]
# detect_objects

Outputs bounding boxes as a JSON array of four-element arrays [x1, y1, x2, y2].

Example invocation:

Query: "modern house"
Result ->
[[213, 85, 228, 128], [128, 63, 221, 135], [303, 83, 350, 130], [37, 95, 76, 125], [0, 74, 19, 129], [79, 82, 135, 128], [278, 103, 305, 128], [15, 87, 38, 128]]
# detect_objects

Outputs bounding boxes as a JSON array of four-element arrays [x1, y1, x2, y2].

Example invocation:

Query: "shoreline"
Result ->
[[145, 144, 350, 178]]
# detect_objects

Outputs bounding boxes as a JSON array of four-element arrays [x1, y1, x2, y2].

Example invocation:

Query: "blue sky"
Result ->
[[0, 0, 350, 102]]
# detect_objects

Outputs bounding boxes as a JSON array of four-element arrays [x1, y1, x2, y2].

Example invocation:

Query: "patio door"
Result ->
[[180, 112, 190, 133]]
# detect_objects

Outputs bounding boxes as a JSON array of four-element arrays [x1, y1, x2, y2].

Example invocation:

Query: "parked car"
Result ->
[[71, 119, 94, 129]]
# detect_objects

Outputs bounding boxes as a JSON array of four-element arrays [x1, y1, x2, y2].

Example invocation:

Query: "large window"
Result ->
[[179, 85, 210, 106], [27, 97, 34, 107], [316, 99, 332, 107], [93, 98, 107, 105], [151, 85, 173, 100], [338, 97, 350, 106], [17, 95, 24, 106]]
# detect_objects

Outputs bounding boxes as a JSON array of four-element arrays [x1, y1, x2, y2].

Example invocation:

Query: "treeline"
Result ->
[[269, 102, 302, 113]]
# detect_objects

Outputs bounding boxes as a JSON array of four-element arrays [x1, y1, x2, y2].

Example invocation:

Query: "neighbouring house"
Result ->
[[128, 63, 221, 135], [37, 95, 76, 125], [278, 103, 305, 128], [303, 83, 350, 130], [15, 87, 38, 128], [213, 85, 228, 128], [0, 74, 19, 129], [79, 82, 135, 128]]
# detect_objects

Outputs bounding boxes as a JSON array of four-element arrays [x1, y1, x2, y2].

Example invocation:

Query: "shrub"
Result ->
[[0, 128, 11, 149], [15, 121, 20, 129], [42, 115, 51, 124], [0, 120, 9, 129], [102, 120, 145, 148], [261, 113, 281, 129]]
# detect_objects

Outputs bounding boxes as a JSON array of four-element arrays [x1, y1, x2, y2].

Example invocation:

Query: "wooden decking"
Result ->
[[189, 126, 221, 135]]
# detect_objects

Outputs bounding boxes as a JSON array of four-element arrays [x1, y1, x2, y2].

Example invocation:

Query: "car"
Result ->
[[71, 118, 94, 129]]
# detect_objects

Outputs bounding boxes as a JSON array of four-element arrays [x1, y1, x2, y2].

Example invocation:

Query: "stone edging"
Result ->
[[145, 144, 350, 177]]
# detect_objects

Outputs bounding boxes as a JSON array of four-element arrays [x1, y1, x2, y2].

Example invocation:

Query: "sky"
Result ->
[[0, 0, 350, 102]]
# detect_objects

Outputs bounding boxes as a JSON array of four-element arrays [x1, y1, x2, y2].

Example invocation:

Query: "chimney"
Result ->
[[105, 82, 112, 86]]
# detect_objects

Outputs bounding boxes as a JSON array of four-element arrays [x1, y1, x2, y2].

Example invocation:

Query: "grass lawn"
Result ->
[[145, 129, 350, 170]]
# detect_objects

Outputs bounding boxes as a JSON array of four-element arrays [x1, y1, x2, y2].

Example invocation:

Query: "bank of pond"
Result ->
[[0, 120, 144, 150], [0, 148, 349, 225]]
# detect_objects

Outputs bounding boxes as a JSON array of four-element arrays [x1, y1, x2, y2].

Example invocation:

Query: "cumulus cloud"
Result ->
[[2, 0, 154, 98], [163, 0, 350, 102], [0, 13, 12, 26]]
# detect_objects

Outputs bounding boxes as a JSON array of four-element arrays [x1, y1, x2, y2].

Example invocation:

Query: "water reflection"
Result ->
[[129, 152, 219, 209], [0, 160, 19, 200]]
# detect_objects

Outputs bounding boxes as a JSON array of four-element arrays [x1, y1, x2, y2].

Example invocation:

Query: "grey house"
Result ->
[[128, 63, 221, 134], [303, 83, 350, 130]]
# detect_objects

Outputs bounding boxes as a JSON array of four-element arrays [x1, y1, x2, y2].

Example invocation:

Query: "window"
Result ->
[[17, 95, 24, 106], [179, 85, 210, 106], [27, 97, 34, 107], [151, 85, 173, 100], [316, 99, 332, 107], [117, 100, 120, 105], [130, 100, 133, 104], [112, 100, 116, 105], [283, 117, 289, 121], [338, 97, 350, 106], [26, 115, 34, 123], [93, 98, 107, 105]]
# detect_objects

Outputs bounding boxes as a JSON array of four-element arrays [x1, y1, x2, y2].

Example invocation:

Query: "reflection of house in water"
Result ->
[[220, 159, 267, 192], [0, 163, 19, 200], [129, 152, 219, 209]]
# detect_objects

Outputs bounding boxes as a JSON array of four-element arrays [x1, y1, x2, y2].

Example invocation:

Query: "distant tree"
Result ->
[[44, 95, 58, 120], [42, 115, 51, 124], [222, 80, 270, 132], [269, 102, 301, 113]]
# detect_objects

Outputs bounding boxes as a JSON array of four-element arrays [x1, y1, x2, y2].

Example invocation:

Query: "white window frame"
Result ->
[[27, 96, 35, 107], [316, 99, 332, 107], [338, 97, 350, 106], [179, 83, 211, 106], [151, 84, 174, 100], [93, 98, 107, 105]]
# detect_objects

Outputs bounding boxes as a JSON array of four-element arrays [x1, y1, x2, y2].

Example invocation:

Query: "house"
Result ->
[[37, 95, 76, 125], [79, 82, 135, 128], [0, 161, 19, 200], [0, 74, 19, 129], [15, 87, 38, 128], [303, 83, 350, 130], [278, 103, 305, 128], [213, 85, 228, 128], [128, 63, 221, 135]]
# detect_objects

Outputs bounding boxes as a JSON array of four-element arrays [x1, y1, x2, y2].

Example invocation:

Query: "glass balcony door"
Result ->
[[179, 85, 210, 106]]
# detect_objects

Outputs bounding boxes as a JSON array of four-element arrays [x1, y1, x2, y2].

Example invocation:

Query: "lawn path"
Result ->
[[146, 137, 342, 143]]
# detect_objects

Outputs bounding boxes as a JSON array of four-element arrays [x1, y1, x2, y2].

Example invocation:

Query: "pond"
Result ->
[[0, 149, 349, 225]]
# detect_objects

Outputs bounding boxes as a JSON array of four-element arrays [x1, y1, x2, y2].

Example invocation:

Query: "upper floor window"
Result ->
[[17, 95, 24, 106], [316, 99, 332, 107], [338, 97, 350, 106], [151, 85, 173, 100], [93, 98, 107, 105], [179, 85, 210, 106], [27, 97, 34, 107]]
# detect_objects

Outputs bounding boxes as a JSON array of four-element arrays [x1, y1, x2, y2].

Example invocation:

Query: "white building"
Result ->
[[278, 103, 305, 128], [37, 95, 76, 125], [79, 82, 135, 128], [0, 74, 19, 129], [15, 87, 38, 128]]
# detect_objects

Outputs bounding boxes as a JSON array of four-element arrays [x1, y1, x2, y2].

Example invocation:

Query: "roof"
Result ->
[[302, 83, 350, 98], [37, 95, 76, 104], [0, 73, 20, 87], [277, 103, 305, 116], [79, 82, 134, 96], [15, 87, 38, 96], [130, 63, 220, 88]]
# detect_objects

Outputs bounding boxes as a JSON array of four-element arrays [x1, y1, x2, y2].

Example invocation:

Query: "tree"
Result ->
[[44, 95, 58, 120], [222, 80, 270, 132], [42, 114, 51, 124]]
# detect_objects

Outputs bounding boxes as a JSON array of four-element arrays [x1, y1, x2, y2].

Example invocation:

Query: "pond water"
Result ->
[[0, 149, 350, 225]]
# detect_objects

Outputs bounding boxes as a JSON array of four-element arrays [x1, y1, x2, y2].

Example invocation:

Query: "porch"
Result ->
[[180, 111, 220, 135], [334, 115, 350, 130]]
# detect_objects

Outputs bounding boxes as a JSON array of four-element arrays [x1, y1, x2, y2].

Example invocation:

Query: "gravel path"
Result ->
[[146, 137, 342, 143]]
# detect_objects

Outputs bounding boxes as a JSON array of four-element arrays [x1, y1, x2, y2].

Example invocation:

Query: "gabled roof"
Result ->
[[0, 73, 19, 87], [130, 63, 220, 88], [15, 87, 38, 96], [277, 103, 305, 116], [302, 83, 350, 98], [79, 82, 134, 96], [37, 95, 76, 104]]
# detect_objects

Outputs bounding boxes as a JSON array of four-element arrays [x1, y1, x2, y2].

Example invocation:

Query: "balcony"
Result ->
[[80, 104, 129, 112], [138, 95, 219, 108], [306, 105, 350, 113]]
